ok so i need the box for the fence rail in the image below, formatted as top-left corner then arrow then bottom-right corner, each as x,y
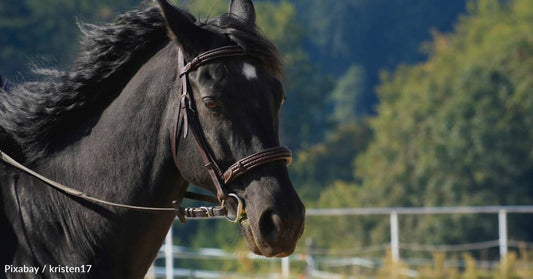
306,205 -> 533,262
306,205 -> 533,216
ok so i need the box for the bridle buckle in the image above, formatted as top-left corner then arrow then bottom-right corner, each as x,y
200,206 -> 213,217
222,193 -> 245,223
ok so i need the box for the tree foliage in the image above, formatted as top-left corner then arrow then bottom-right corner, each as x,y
353,0 -> 533,246
291,0 -> 467,116
328,65 -> 367,123
290,121 -> 372,201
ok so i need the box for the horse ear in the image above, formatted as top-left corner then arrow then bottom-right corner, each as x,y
155,0 -> 211,54
229,0 -> 256,25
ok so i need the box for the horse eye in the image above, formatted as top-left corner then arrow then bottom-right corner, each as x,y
202,98 -> 219,110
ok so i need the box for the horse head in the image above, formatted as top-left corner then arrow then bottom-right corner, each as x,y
157,0 -> 305,257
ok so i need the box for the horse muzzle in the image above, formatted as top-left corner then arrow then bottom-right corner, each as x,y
236,172 -> 305,257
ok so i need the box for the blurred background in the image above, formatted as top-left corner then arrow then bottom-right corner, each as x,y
2,0 -> 533,277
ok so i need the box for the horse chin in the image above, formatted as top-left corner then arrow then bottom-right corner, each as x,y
239,219 -> 295,258
239,220 -> 264,256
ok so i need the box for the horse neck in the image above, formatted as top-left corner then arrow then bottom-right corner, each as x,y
15,44 -> 184,277
43,44 -> 181,207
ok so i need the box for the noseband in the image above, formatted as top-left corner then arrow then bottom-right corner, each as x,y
171,45 -> 292,223
0,45 -> 292,224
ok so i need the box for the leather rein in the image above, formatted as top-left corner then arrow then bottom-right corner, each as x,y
0,45 -> 292,224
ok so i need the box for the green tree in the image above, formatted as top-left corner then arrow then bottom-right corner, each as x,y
291,0 -> 468,116
329,64 -> 367,123
291,121 -> 372,201
304,182 -> 366,250
257,1 -> 333,149
355,0 -> 533,248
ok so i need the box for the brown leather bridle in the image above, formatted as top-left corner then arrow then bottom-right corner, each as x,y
0,45 -> 292,224
171,45 -> 292,223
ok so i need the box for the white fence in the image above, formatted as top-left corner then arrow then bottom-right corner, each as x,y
151,205 -> 533,278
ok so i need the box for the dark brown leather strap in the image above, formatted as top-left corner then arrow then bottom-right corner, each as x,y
171,49 -> 186,169
180,45 -> 247,75
223,147 -> 292,184
185,108 -> 226,201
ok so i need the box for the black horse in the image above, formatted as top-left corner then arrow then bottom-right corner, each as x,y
0,0 -> 305,278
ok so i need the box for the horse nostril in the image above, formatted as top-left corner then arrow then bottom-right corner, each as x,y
259,210 -> 282,241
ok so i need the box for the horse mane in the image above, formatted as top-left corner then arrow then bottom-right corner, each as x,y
0,4 -> 168,163
0,3 -> 283,164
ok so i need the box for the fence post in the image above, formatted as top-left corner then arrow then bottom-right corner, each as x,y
498,210 -> 508,259
390,211 -> 400,262
305,238 -> 315,279
281,256 -> 290,278
165,225 -> 174,279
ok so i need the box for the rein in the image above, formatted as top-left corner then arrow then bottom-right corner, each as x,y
0,150 -> 175,213
0,44 -> 292,224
